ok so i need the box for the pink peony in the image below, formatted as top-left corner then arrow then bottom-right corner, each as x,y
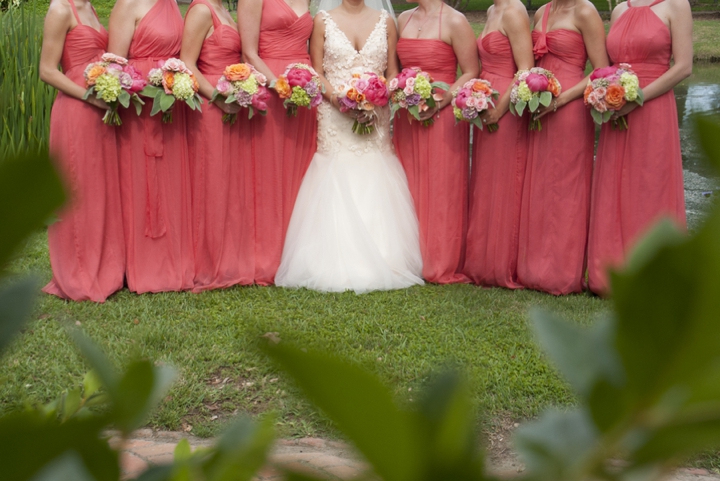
525,73 -> 549,92
590,66 -> 619,81
454,89 -> 471,109
252,86 -> 270,112
364,77 -> 389,106
395,69 -> 413,89
286,67 -> 313,87
124,64 -> 147,93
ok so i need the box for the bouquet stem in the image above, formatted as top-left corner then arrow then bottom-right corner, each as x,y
162,111 -> 173,124
286,105 -> 298,117
530,118 -> 542,131
102,109 -> 122,126
487,122 -> 499,133
611,116 -> 628,131
222,113 -> 238,125
352,120 -> 374,135
421,118 -> 435,128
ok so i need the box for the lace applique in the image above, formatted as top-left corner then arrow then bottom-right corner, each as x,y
316,10 -> 393,156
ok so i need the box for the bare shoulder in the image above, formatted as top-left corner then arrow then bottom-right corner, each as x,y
610,1 -> 629,21
666,0 -> 691,15
575,0 -> 602,22
505,0 -> 530,26
45,0 -> 73,22
533,4 -> 547,24
185,1 -> 212,21
443,4 -> 472,28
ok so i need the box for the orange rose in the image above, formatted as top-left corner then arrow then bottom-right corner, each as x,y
548,78 -> 561,97
355,93 -> 366,103
85,64 -> 106,86
605,84 -> 626,109
346,88 -> 359,101
583,83 -> 593,105
163,71 -> 175,90
224,63 -> 251,82
274,76 -> 291,98
472,81 -> 492,95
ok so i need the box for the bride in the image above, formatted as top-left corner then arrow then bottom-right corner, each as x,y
274,0 -> 424,294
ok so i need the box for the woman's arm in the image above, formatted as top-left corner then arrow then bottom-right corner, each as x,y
107,0 -> 140,57
386,15 -> 400,80
310,13 -> 335,104
238,0 -> 277,82
39,2 -> 107,109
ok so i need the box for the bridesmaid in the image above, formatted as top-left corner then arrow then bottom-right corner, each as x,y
516,0 -> 608,295
464,0 -> 534,288
238,0 -> 318,286
587,0 -> 692,295
39,0 -> 125,302
394,1 -> 479,284
108,0 -> 194,293
180,0 -> 255,291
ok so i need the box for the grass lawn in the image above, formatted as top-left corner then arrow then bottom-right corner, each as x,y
1,231 -> 609,439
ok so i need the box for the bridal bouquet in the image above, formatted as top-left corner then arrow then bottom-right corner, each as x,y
509,67 -> 561,131
336,71 -> 389,135
451,78 -> 499,132
83,53 -> 145,126
211,63 -> 270,124
140,58 -> 203,123
389,67 -> 449,127
584,63 -> 643,130
275,63 -> 324,117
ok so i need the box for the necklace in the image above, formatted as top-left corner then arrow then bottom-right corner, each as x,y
414,4 -> 442,32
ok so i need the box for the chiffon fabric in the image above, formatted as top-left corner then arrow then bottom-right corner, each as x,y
252,0 -> 317,285
464,31 -> 529,288
517,5 -> 594,295
275,11 -> 423,294
393,8 -> 470,284
43,0 -> 125,302
586,0 -> 686,295
117,0 -> 194,293
186,0 -> 254,292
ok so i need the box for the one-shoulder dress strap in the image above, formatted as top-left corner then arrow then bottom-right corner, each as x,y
189,0 -> 221,28
399,7 -> 418,35
67,0 -> 83,25
540,2 -> 551,33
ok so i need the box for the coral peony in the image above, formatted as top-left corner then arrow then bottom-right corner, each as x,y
590,65 -> 618,81
525,73 -> 549,92
224,63 -> 251,82
84,64 -> 106,86
124,65 -> 146,93
274,76 -> 291,98
286,67 -> 313,87
605,84 -> 626,109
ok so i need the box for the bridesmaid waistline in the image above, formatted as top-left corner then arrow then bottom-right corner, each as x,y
624,62 -> 669,79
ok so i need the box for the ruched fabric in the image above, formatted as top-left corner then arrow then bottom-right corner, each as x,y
464,31 -> 529,288
117,0 -> 194,293
587,0 -> 686,295
393,37 -> 470,284
43,3 -> 125,302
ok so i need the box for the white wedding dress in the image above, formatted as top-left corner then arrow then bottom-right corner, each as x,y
275,10 -> 424,294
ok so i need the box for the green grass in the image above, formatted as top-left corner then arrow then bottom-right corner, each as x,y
694,20 -> 720,61
1,231 -> 609,438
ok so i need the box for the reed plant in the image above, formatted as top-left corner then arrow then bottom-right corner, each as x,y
0,5 -> 55,158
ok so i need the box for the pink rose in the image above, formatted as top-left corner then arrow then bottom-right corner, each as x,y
162,58 -> 186,73
590,66 -> 618,81
354,77 -> 369,92
525,73 -> 549,92
286,67 -> 313,87
388,78 -> 399,91
252,86 -> 270,112
364,77 -> 389,106
124,64 -> 147,93
216,77 -> 233,96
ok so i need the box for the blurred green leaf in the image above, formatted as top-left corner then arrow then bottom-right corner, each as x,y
622,220 -> 686,276
696,116 -> 720,174
114,360 -> 176,435
29,451 -> 97,481
0,151 -> 65,269
0,276 -> 38,355
632,417 -> 720,464
61,388 -> 82,422
83,370 -> 102,399
265,344 -> 422,481
203,416 -> 275,481
68,329 -> 120,395
174,439 -> 192,462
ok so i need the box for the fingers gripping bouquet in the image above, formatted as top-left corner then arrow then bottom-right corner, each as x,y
389,67 -> 449,127
83,53 -> 146,126
451,78 -> 499,132
584,63 -> 643,130
335,71 -> 389,135
274,63 -> 324,117
211,63 -> 270,124
140,58 -> 203,123
509,68 -> 561,131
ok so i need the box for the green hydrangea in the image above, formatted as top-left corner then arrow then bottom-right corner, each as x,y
290,86 -> 311,107
518,82 -> 532,103
620,72 -> 640,101
414,76 -> 432,99
172,73 -> 195,101
453,107 -> 463,120
95,73 -> 122,103
238,77 -> 259,95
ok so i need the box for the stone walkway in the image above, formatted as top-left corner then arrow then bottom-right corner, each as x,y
115,430 -> 720,481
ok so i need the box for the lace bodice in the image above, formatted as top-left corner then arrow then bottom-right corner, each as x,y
316,10 -> 393,156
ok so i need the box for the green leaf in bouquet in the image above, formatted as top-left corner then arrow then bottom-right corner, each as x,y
225,93 -> 237,104
203,416 -> 276,481
590,108 -> 603,125
636,87 -> 645,106
408,104 -> 421,121
82,86 -> 95,100
528,95 -> 540,113
602,110 -> 613,123
539,91 -> 552,107
390,102 -> 401,118
139,85 -> 162,98
248,106 -> 255,120
118,90 -> 131,109
516,100 -> 527,116
431,81 -> 450,91
508,102 -> 516,116
186,96 -> 196,111
210,89 -> 220,103
150,96 -> 163,117
159,94 -> 176,113
471,117 -> 484,131
131,94 -> 145,116
0,276 -> 39,355
194,94 -> 203,112
426,96 -> 436,108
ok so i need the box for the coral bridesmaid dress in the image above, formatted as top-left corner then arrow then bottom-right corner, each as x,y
517,5 -> 594,295
252,0 -> 317,285
464,32 -> 529,288
43,0 -> 125,302
186,0 -> 254,292
586,0 -> 686,295
393,5 -> 469,284
117,0 -> 194,293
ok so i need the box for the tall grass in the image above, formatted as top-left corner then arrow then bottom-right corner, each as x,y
0,6 -> 55,158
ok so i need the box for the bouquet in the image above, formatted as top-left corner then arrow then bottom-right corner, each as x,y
335,71 -> 389,135
274,63 -> 324,117
83,53 -> 145,126
140,58 -> 203,123
210,63 -> 271,124
451,78 -> 499,132
389,67 -> 449,127
584,63 -> 643,130
509,68 -> 561,131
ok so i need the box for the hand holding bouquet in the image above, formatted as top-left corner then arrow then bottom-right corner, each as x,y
584,63 -> 643,130
335,71 -> 389,135
451,78 -> 499,132
509,68 -> 561,131
211,63 -> 270,124
389,67 -> 449,127
83,53 -> 146,126
274,63 -> 324,117
140,58 -> 203,123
